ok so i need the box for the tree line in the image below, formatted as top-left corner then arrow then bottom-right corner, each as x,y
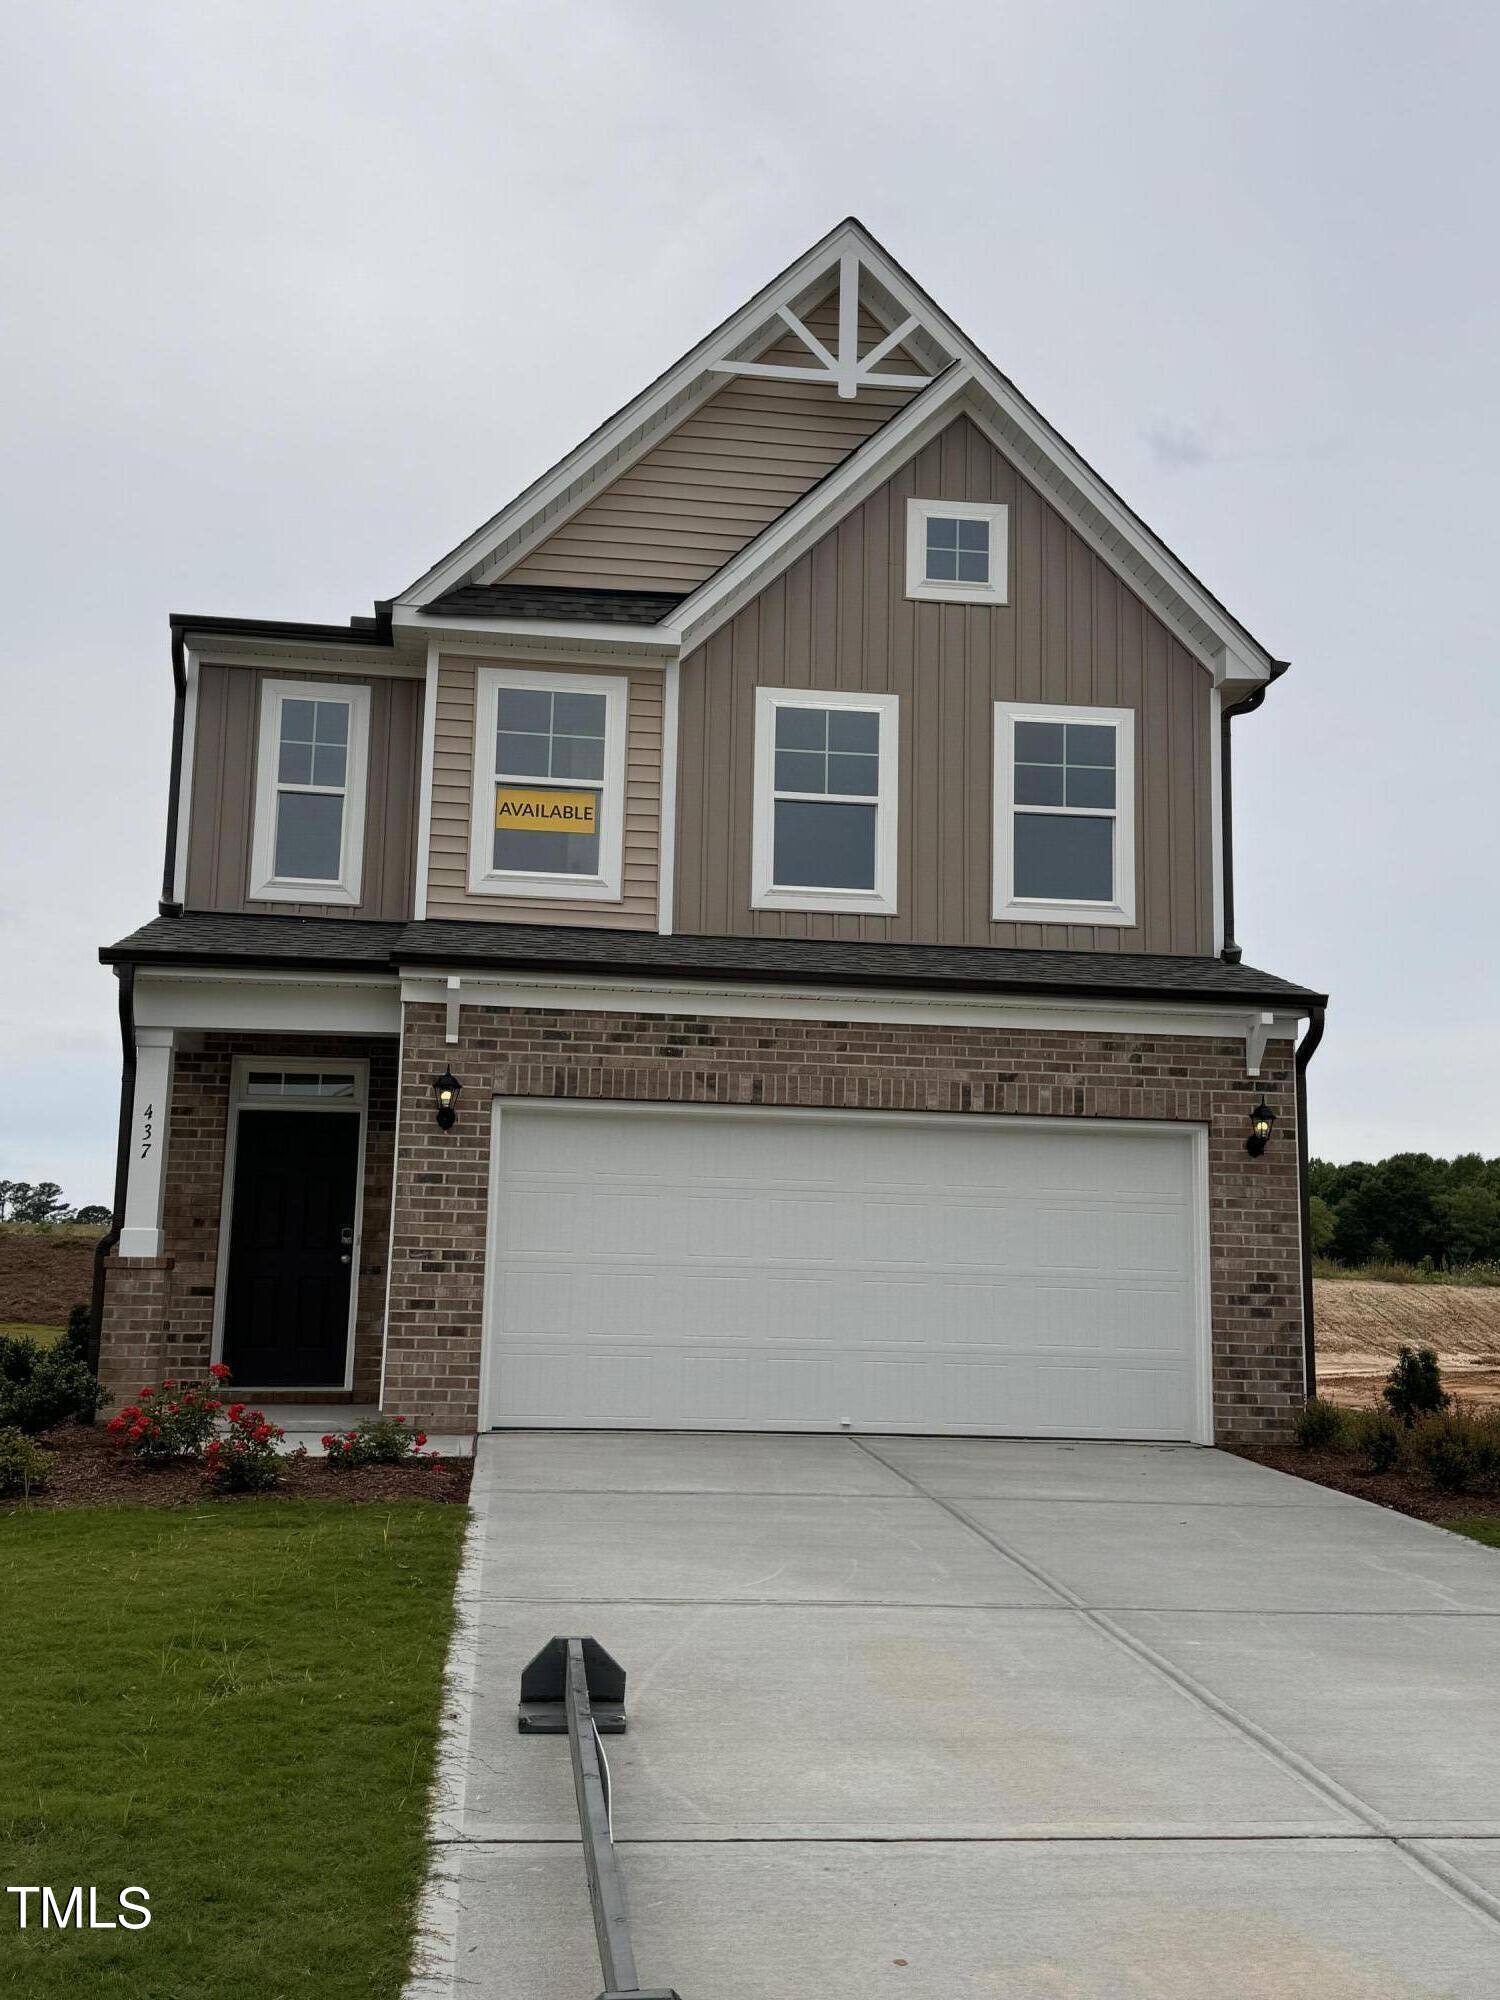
0,1181 -> 110,1226
1310,1153 -> 1500,1267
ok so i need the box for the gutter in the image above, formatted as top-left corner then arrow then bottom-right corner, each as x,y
1220,658 -> 1291,964
158,626 -> 188,915
88,964 -> 136,1373
1294,1002 -> 1327,1398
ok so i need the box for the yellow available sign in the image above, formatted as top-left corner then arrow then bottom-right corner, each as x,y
495,786 -> 598,835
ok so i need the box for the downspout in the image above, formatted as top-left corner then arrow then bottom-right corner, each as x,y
1294,1003 -> 1327,1399
1220,658 -> 1290,964
159,624 -> 188,916
88,963 -> 137,1373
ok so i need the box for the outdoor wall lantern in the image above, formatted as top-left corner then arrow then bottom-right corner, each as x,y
431,1069 -> 463,1130
1246,1100 -> 1275,1157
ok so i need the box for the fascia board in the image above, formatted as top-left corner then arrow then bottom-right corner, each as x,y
391,604 -> 679,661
396,221 -> 874,607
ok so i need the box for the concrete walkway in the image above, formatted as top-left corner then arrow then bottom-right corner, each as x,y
411,1433 -> 1500,1998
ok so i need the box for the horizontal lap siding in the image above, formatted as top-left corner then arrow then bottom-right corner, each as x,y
425,654 -> 662,928
184,664 -> 419,920
674,416 -> 1213,955
505,300 -> 921,592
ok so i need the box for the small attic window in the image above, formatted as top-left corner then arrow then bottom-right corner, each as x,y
906,499 -> 1008,605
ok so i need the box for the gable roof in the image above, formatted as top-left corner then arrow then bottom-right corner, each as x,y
396,219 -> 1280,686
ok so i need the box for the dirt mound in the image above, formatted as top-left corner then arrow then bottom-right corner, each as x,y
1316,1279 -> 1500,1408
0,1226 -> 103,1325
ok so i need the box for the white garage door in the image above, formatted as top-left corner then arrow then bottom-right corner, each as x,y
483,1102 -> 1209,1441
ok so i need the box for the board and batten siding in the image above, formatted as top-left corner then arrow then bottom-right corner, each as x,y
426,654 -> 663,928
184,663 -> 420,920
503,299 -> 922,594
673,416 -> 1214,955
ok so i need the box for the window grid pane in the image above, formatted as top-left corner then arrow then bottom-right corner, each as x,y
772,706 -> 880,799
495,688 -> 607,786
278,698 -> 350,794
926,514 -> 990,584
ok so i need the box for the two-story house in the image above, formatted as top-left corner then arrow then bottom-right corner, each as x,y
94,220 -> 1325,1443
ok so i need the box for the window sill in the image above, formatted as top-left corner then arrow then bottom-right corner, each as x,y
993,897 -> 1135,927
752,885 -> 898,917
249,877 -> 361,908
906,579 -> 1008,607
466,871 -> 624,903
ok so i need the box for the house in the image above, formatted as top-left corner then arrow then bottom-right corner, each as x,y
94,219 -> 1326,1443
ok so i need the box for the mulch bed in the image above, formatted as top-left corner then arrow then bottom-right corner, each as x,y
11,1424 -> 473,1509
1223,1436 -> 1498,1524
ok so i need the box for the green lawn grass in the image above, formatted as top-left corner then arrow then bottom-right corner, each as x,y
1448,1518 -> 1500,1549
0,1503 -> 467,1997
0,1323 -> 62,1345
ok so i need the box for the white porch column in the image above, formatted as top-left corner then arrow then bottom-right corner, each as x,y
118,1027 -> 174,1258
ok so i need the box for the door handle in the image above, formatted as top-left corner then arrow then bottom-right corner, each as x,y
340,1224 -> 355,1267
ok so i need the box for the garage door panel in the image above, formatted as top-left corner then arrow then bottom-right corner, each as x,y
486,1105 -> 1207,1440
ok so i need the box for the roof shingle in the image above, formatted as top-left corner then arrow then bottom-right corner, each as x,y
101,912 -> 1325,1009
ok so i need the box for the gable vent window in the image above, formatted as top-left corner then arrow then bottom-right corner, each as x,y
993,703 -> 1135,926
752,689 -> 898,915
249,679 -> 370,906
468,666 -> 627,901
907,499 -> 1008,604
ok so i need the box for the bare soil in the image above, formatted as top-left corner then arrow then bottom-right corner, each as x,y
1222,1436 -> 1499,1525
1315,1278 -> 1500,1409
12,1423 -> 474,1509
0,1225 -> 102,1325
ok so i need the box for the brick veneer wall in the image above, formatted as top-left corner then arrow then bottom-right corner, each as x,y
98,1033 -> 398,1406
385,1000 -> 1304,1437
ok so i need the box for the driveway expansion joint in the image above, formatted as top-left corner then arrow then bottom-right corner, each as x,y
846,1433 -> 1500,1937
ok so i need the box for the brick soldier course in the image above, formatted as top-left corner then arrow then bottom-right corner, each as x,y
381,1001 -> 1302,1436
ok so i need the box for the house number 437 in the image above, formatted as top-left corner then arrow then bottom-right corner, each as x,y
139,1102 -> 154,1161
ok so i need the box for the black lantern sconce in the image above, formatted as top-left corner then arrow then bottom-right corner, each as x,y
431,1069 -> 463,1130
1246,1100 -> 1275,1157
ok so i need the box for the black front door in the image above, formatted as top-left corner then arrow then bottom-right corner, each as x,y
221,1109 -> 360,1387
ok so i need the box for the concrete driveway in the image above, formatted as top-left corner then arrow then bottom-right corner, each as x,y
412,1433 -> 1500,1999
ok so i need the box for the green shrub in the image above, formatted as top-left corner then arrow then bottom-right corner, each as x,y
1382,1345 -> 1450,1426
1411,1410 -> 1500,1495
0,1425 -> 53,1497
322,1414 -> 438,1469
1293,1397 -> 1348,1451
204,1405 -> 286,1492
0,1334 -> 105,1435
1349,1410 -> 1403,1473
59,1301 -> 92,1364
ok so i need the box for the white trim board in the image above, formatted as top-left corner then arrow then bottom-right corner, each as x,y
400,970 -> 1304,1071
133,969 -> 400,1035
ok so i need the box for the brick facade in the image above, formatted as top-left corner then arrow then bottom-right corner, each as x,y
98,1033 -> 397,1406
382,999 -> 1304,1437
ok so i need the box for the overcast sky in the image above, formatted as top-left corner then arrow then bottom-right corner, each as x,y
2,0 -> 1497,1203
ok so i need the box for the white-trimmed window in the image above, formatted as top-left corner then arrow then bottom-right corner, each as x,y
249,679 -> 371,905
993,702 -> 1135,925
906,498 -> 1009,604
752,688 -> 899,914
468,666 -> 627,900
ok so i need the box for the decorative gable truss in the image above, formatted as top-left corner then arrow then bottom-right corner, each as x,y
711,249 -> 937,399
394,219 -> 1277,690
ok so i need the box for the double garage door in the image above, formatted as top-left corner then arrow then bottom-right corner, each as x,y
483,1102 -> 1210,1442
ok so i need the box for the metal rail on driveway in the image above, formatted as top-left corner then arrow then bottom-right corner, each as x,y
518,1636 -> 682,2000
